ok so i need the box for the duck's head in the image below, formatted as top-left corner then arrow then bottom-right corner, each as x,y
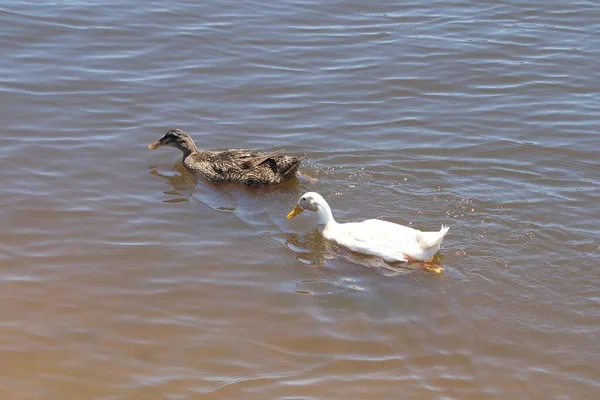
148,129 -> 197,153
287,192 -> 326,219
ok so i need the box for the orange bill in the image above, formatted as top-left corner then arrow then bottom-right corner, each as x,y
286,204 -> 304,219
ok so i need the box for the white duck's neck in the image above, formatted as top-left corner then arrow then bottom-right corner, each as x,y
315,200 -> 336,227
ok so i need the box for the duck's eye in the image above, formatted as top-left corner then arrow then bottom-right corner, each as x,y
301,197 -> 306,201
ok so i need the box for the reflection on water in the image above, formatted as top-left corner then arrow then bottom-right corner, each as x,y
149,163 -> 197,203
286,230 -> 444,276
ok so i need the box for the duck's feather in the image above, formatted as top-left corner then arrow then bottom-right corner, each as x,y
239,149 -> 285,169
322,219 -> 448,262
184,149 -> 305,186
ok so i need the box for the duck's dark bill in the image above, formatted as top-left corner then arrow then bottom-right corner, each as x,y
148,141 -> 162,150
287,204 -> 304,219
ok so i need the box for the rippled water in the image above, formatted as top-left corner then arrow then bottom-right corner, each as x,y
1,0 -> 599,398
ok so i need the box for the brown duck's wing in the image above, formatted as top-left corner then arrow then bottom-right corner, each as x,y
238,149 -> 286,169
207,149 -> 280,169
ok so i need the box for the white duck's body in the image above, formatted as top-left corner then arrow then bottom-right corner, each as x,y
287,192 -> 449,263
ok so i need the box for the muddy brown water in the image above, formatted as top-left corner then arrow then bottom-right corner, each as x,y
1,1 -> 599,398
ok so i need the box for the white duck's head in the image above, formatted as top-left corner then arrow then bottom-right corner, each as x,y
287,192 -> 335,224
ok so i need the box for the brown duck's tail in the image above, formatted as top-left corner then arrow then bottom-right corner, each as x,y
281,153 -> 306,177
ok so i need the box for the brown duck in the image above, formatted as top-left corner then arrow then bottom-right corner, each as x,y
148,129 -> 306,186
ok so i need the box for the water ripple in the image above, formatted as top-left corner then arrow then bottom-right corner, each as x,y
1,0 -> 599,398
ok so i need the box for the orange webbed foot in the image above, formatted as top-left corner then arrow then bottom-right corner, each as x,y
423,262 -> 444,274
405,255 -> 444,274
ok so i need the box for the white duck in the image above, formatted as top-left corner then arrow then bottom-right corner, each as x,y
287,192 -> 449,263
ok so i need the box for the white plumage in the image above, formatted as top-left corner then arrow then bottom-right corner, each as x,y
287,192 -> 449,263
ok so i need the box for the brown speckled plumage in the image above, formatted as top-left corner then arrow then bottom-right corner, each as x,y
148,129 -> 306,186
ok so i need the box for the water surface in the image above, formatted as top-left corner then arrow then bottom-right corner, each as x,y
1,0 -> 599,398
